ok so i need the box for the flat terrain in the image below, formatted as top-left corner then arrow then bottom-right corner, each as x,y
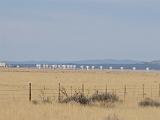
0,68 -> 160,120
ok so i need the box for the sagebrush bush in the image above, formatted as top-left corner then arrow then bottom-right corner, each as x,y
139,98 -> 160,107
61,94 -> 90,105
61,93 -> 119,105
90,93 -> 119,103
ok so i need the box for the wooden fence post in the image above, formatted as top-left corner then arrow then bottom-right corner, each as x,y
70,86 -> 72,97
29,83 -> 32,102
143,84 -> 145,98
96,90 -> 99,95
124,85 -> 127,101
159,83 -> 160,97
58,83 -> 61,102
151,86 -> 152,98
106,84 -> 108,94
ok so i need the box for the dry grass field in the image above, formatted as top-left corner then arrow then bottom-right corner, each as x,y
0,68 -> 160,120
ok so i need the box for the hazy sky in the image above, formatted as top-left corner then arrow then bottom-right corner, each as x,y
0,0 -> 160,61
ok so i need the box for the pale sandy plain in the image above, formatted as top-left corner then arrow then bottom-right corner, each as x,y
0,68 -> 160,120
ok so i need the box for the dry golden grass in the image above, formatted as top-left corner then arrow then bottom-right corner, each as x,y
0,68 -> 160,120
1,101 -> 160,120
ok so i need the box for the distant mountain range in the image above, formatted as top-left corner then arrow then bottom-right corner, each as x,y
4,59 -> 160,65
146,60 -> 160,64
6,59 -> 146,65
70,59 -> 144,64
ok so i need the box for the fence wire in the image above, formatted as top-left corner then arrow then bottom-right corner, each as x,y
0,83 -> 160,102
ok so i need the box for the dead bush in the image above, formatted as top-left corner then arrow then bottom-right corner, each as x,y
139,98 -> 160,107
61,92 -> 119,106
61,93 -> 90,105
90,93 -> 119,103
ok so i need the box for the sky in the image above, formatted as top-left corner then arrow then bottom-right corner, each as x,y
0,0 -> 160,61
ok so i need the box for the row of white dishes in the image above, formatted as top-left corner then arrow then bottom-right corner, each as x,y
35,64 -> 150,71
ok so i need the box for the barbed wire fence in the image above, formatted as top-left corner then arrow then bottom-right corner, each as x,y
0,82 -> 160,103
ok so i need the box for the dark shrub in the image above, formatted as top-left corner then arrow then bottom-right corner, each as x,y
62,94 -> 90,105
139,98 -> 160,107
90,93 -> 119,103
61,93 -> 119,105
